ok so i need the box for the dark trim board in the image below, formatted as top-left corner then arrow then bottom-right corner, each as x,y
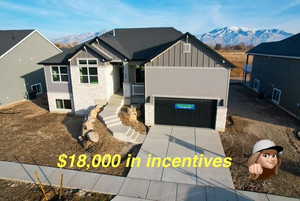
154,97 -> 217,128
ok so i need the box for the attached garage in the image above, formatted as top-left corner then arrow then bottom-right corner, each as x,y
143,32 -> 234,132
154,97 -> 217,128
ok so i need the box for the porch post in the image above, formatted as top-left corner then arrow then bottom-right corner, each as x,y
123,62 -> 131,105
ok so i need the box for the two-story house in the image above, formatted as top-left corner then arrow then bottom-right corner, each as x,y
246,33 -> 300,119
39,27 -> 235,131
0,30 -> 62,105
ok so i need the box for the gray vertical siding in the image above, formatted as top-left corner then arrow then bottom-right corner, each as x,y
145,38 -> 223,67
0,31 -> 61,105
251,55 -> 300,118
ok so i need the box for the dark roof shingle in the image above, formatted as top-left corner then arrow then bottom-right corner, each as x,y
0,29 -> 34,57
39,27 -> 234,68
99,27 -> 183,60
247,33 -> 300,58
39,41 -> 111,65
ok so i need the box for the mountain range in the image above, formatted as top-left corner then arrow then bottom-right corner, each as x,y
52,30 -> 106,45
52,26 -> 293,47
198,26 -> 293,47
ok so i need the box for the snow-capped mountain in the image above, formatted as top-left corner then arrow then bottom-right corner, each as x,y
52,26 -> 293,47
198,26 -> 293,46
52,31 -> 105,45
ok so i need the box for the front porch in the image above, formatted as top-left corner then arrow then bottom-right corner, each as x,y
121,62 -> 145,105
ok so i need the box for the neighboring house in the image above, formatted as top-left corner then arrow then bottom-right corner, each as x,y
246,33 -> 300,119
39,27 -> 234,131
0,30 -> 62,105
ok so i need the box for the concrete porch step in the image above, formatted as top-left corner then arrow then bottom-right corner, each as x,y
136,134 -> 146,143
107,121 -> 122,128
104,118 -> 122,125
101,114 -> 118,121
101,110 -> 119,117
110,125 -> 131,134
125,129 -> 135,138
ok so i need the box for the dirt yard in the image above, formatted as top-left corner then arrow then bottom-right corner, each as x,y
0,179 -> 114,201
0,100 -> 138,176
218,50 -> 250,78
221,84 -> 300,198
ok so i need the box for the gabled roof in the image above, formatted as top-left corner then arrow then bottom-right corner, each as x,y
40,27 -> 183,65
247,33 -> 300,59
143,32 -> 235,68
39,27 -> 234,68
0,29 -> 34,57
99,27 -> 183,60
39,41 -> 111,65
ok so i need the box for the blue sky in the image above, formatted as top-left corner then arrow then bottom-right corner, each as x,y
0,0 -> 300,39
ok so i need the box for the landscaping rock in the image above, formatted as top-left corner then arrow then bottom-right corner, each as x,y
74,189 -> 86,197
127,106 -> 138,122
84,121 -> 94,131
86,131 -> 99,143
89,108 -> 98,119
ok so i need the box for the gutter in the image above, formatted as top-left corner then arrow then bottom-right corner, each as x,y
246,52 -> 300,60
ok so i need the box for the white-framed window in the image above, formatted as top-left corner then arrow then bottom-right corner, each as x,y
31,83 -> 42,95
55,99 -> 72,109
78,59 -> 99,84
183,43 -> 191,53
51,66 -> 68,82
253,78 -> 260,92
272,88 -> 281,104
78,59 -> 98,65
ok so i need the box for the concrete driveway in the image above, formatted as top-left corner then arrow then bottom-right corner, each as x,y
128,126 -> 234,189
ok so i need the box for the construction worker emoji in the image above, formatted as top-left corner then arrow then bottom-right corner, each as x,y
248,139 -> 283,180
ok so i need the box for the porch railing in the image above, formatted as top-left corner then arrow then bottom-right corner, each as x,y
131,83 -> 145,96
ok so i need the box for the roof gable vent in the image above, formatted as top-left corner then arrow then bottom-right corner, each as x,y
183,43 -> 191,53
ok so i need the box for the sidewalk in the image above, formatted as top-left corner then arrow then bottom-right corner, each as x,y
0,161 -> 299,201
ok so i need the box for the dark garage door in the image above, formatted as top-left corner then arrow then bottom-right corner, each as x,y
155,97 -> 217,128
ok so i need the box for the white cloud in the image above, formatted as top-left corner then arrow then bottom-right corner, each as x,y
44,0 -> 232,34
0,1 -> 65,17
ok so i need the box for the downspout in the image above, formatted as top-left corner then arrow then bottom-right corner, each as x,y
244,54 -> 249,83
67,58 -> 75,113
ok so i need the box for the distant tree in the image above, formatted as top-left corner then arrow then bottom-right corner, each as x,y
70,42 -> 78,47
54,43 -> 65,48
214,43 -> 222,50
54,42 -> 78,49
